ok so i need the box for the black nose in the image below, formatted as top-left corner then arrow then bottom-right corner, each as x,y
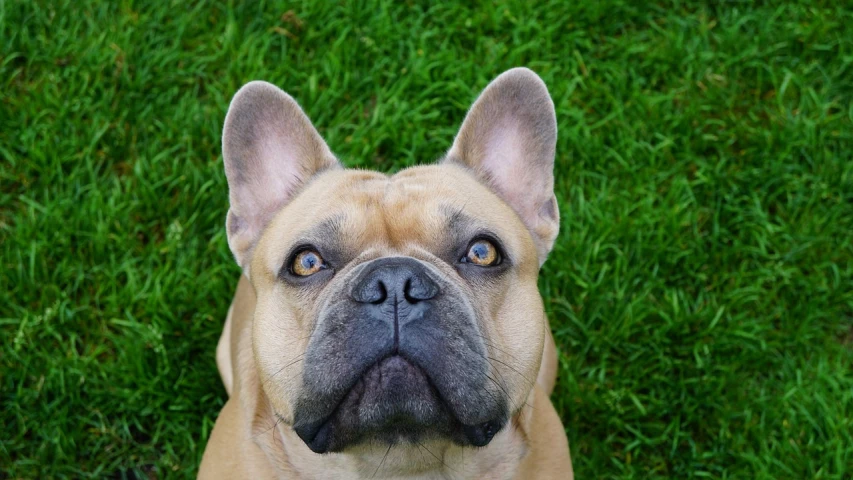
351,258 -> 439,305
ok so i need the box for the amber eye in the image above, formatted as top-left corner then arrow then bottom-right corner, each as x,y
463,239 -> 500,266
291,249 -> 326,276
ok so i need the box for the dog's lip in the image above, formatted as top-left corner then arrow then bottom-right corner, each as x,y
293,353 -> 433,452
294,418 -> 334,454
293,354 -> 506,453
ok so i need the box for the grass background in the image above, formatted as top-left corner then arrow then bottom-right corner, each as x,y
2,0 -> 852,478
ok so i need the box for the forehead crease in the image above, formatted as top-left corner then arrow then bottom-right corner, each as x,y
442,204 -> 478,233
302,214 -> 346,241
440,203 -> 509,246
372,182 -> 437,245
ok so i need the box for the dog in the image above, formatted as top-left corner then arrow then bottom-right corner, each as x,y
198,68 -> 573,479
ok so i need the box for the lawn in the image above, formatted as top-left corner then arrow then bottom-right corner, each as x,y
2,0 -> 852,478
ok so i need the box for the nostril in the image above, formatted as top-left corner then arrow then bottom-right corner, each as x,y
352,260 -> 439,304
404,275 -> 439,303
371,281 -> 388,305
352,278 -> 388,304
403,278 -> 416,303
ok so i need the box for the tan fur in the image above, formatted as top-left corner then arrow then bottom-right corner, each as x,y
200,167 -> 572,479
201,69 -> 572,478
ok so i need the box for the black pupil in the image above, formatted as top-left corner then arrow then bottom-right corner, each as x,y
301,252 -> 319,270
471,243 -> 489,260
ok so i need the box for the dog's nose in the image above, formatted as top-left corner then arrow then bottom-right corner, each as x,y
351,258 -> 439,305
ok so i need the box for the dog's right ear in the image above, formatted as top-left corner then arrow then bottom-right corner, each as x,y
222,81 -> 340,271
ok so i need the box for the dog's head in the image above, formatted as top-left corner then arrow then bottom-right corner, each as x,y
222,68 -> 559,454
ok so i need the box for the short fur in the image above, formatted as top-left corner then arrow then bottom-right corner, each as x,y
199,68 -> 573,479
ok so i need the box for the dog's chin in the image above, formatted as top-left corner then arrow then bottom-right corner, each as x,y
293,356 -> 505,454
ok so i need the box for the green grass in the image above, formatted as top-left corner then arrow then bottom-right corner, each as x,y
2,0 -> 852,478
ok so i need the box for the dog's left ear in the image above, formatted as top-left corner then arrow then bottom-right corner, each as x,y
445,68 -> 559,266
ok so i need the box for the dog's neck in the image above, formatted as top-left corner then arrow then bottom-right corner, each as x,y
247,388 -> 535,480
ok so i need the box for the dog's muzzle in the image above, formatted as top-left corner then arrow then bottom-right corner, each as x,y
291,257 -> 507,453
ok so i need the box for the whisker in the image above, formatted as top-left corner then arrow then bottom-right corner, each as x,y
487,355 -> 535,387
485,372 -> 510,400
413,441 -> 429,468
472,333 -> 524,363
484,358 -> 536,413
417,441 -> 459,478
252,411 -> 285,440
371,444 -> 393,478
261,353 -> 306,387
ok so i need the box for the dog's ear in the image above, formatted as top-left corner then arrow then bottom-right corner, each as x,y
445,68 -> 559,266
223,81 -> 340,271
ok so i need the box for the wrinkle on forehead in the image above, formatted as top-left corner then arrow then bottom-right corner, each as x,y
264,165 -> 536,270
332,167 -> 510,245
280,169 -> 456,254
377,175 -> 444,248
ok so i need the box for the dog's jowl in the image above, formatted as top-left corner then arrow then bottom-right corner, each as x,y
198,68 -> 574,479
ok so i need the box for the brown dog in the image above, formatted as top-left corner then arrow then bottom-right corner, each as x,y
198,68 -> 573,479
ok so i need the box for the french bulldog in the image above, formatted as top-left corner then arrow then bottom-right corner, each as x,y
198,68 -> 573,479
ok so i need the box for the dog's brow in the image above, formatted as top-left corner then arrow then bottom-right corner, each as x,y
442,205 -> 476,235
307,215 -> 346,241
439,205 -> 482,255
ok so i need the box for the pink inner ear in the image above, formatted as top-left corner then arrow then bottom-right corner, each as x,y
226,146 -> 302,272
232,122 -> 309,222
444,68 -> 558,264
222,80 -> 342,269
481,123 -> 547,226
257,129 -> 305,202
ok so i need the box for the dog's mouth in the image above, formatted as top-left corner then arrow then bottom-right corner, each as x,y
293,355 -> 504,453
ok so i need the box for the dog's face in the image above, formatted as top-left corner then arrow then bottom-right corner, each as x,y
222,69 -> 559,454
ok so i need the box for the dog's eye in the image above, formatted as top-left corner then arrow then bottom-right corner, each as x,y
291,249 -> 326,276
462,240 -> 500,266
